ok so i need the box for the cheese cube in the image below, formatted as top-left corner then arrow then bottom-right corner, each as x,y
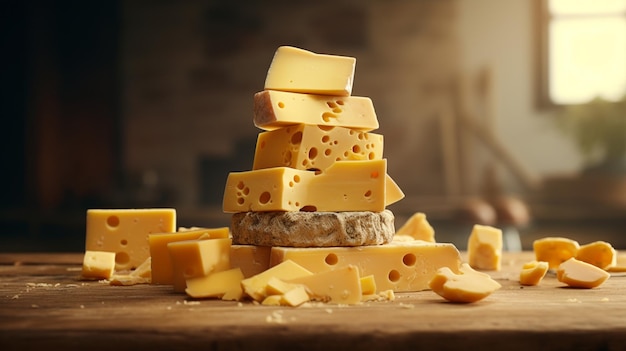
359,275 -> 377,295
264,46 -> 356,96
85,209 -> 176,271
241,260 -> 313,301
533,237 -> 580,270
253,91 -> 379,132
82,250 -> 116,280
280,285 -> 311,307
253,124 -> 383,172
429,263 -> 501,303
557,257 -> 610,288
288,265 -> 362,305
167,238 -> 232,292
395,212 -> 435,242
185,268 -> 244,300
575,241 -> 617,270
519,261 -> 549,286
467,224 -> 503,271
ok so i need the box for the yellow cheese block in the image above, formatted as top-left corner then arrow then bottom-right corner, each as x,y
556,257 -> 610,288
269,241 -> 462,292
429,263 -> 501,303
241,259 -> 313,301
533,237 -> 580,270
575,241 -> 617,270
519,261 -> 549,286
253,124 -> 384,172
280,285 -> 311,307
230,245 -> 272,278
185,268 -> 244,300
81,250 -> 116,280
85,209 -> 176,271
148,227 -> 230,285
264,46 -> 356,96
253,90 -> 379,132
288,265 -> 362,305
167,238 -> 232,292
395,212 -> 435,242
223,159 -> 404,212
467,224 -> 503,271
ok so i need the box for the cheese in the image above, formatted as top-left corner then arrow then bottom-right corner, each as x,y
395,212 -> 435,242
167,238 -> 232,292
269,241 -> 462,292
223,159 -> 404,213
288,265 -> 362,305
148,227 -> 229,285
519,261 -> 549,286
261,295 -> 283,306
533,237 -> 580,270
359,275 -> 377,295
230,210 -> 395,247
467,224 -> 503,271
253,91 -> 379,132
185,268 -> 244,300
429,263 -> 501,303
253,124 -> 383,172
81,250 -> 116,280
556,257 -> 610,289
264,46 -> 356,96
230,245 -> 272,278
130,257 -> 152,279
85,209 -> 176,271
575,241 -> 617,270
241,259 -> 313,301
280,285 -> 311,307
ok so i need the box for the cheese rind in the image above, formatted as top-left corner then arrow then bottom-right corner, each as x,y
288,265 -> 363,305
270,241 -> 462,292
264,46 -> 356,96
395,212 -> 435,242
167,238 -> 232,292
429,263 -> 501,303
85,209 -> 176,271
575,241 -> 617,270
82,250 -> 116,280
533,237 -> 580,270
467,224 -> 503,271
556,257 -> 610,288
253,91 -> 378,132
253,124 -> 383,172
519,261 -> 549,286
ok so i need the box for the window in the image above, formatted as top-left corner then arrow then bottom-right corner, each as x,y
537,0 -> 626,105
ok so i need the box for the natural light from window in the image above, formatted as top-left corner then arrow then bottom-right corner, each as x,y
549,0 -> 626,104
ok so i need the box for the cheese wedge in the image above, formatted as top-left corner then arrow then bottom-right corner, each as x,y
429,263 -> 501,303
167,238 -> 232,292
395,212 -> 435,242
575,241 -> 617,270
533,237 -> 580,270
185,268 -> 244,300
519,261 -> 549,286
556,257 -> 610,288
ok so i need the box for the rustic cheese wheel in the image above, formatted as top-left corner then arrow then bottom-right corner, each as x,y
231,210 -> 395,247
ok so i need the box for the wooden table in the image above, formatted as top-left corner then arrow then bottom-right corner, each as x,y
1,252 -> 625,351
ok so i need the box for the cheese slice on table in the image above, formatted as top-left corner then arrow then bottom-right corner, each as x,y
167,238 -> 232,292
85,209 -> 176,271
253,124 -> 384,172
149,227 -> 230,285
264,46 -> 356,96
270,241 -> 462,292
557,257 -> 610,288
288,265 -> 362,305
253,90 -> 379,132
467,224 -> 503,271
223,159 -> 404,212
533,237 -> 580,270
81,250 -> 116,280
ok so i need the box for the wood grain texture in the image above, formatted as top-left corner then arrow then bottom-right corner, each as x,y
1,252 -> 625,351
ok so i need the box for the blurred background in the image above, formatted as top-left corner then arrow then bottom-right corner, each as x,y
2,0 -> 625,252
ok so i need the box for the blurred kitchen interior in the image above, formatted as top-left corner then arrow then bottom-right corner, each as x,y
2,0 -> 625,252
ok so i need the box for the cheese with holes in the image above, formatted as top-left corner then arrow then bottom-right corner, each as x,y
253,90 -> 378,132
223,159 -> 404,212
253,124 -> 383,172
230,245 -> 272,278
241,260 -> 313,301
467,224 -> 503,271
288,265 -> 362,305
185,268 -> 244,300
557,257 -> 610,288
429,263 -> 501,303
82,250 -> 116,280
533,237 -> 580,270
264,46 -> 356,96
575,241 -> 617,270
270,241 -> 461,292
85,209 -> 176,271
395,212 -> 435,242
519,261 -> 549,286
167,238 -> 232,292
149,227 -> 230,285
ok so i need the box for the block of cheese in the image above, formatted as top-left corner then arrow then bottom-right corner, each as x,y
519,261 -> 549,286
556,257 -> 610,288
395,212 -> 435,242
81,250 -> 116,280
85,209 -> 176,271
288,265 -> 362,305
149,227 -> 230,285
467,224 -> 503,271
533,237 -> 580,270
241,259 -> 313,301
253,124 -> 384,172
429,263 -> 501,303
223,159 -> 404,212
575,241 -> 617,270
264,46 -> 356,96
270,241 -> 462,292
253,90 -> 379,132
230,245 -> 272,278
167,238 -> 232,292
185,268 -> 244,300
230,210 -> 395,247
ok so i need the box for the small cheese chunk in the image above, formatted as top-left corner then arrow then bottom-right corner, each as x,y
167,238 -> 232,292
359,275 -> 377,295
265,277 -> 301,296
533,237 -> 580,270
429,263 -> 501,303
519,261 -> 549,286
185,268 -> 244,300
467,224 -> 503,271
288,265 -> 362,305
280,285 -> 311,307
264,46 -> 356,96
253,91 -> 379,132
241,260 -> 313,301
82,250 -> 116,280
261,295 -> 283,306
253,124 -> 383,172
395,212 -> 435,242
85,209 -> 176,271
575,241 -> 617,270
130,257 -> 152,279
230,245 -> 272,278
557,258 -> 610,289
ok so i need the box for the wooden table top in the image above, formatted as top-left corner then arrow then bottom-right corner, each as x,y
1,251 -> 625,351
